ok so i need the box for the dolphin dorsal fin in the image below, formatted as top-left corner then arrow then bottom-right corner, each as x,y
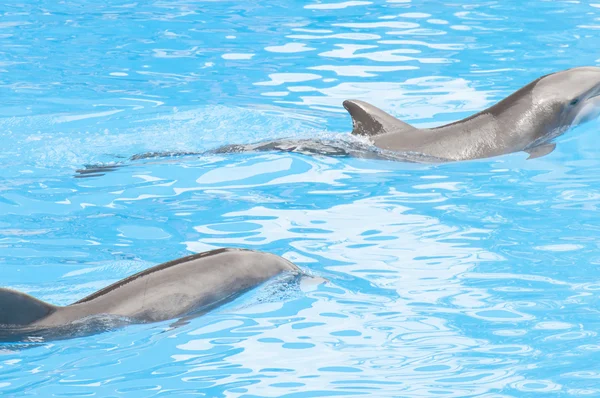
0,288 -> 56,326
343,100 -> 416,137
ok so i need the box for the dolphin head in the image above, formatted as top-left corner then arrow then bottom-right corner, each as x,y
537,66 -> 600,129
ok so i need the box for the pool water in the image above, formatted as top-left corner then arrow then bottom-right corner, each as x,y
2,0 -> 600,396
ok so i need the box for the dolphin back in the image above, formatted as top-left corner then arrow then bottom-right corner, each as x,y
343,99 -> 417,137
0,288 -> 56,326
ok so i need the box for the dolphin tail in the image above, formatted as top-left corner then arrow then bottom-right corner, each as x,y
0,288 -> 57,326
343,99 -> 417,137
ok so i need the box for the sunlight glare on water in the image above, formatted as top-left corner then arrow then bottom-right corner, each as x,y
2,0 -> 600,396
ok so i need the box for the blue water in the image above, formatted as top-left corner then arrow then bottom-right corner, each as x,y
2,0 -> 600,396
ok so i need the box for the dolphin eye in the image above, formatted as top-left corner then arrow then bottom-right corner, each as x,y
570,98 -> 579,106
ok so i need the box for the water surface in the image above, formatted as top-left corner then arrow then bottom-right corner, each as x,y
2,0 -> 600,396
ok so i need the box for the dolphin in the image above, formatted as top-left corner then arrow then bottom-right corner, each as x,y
73,66 -> 600,178
343,66 -> 600,160
0,248 -> 301,341
211,66 -> 600,161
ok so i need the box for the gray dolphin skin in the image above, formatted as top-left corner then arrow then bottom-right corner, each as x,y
0,248 -> 301,341
344,66 -> 600,161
